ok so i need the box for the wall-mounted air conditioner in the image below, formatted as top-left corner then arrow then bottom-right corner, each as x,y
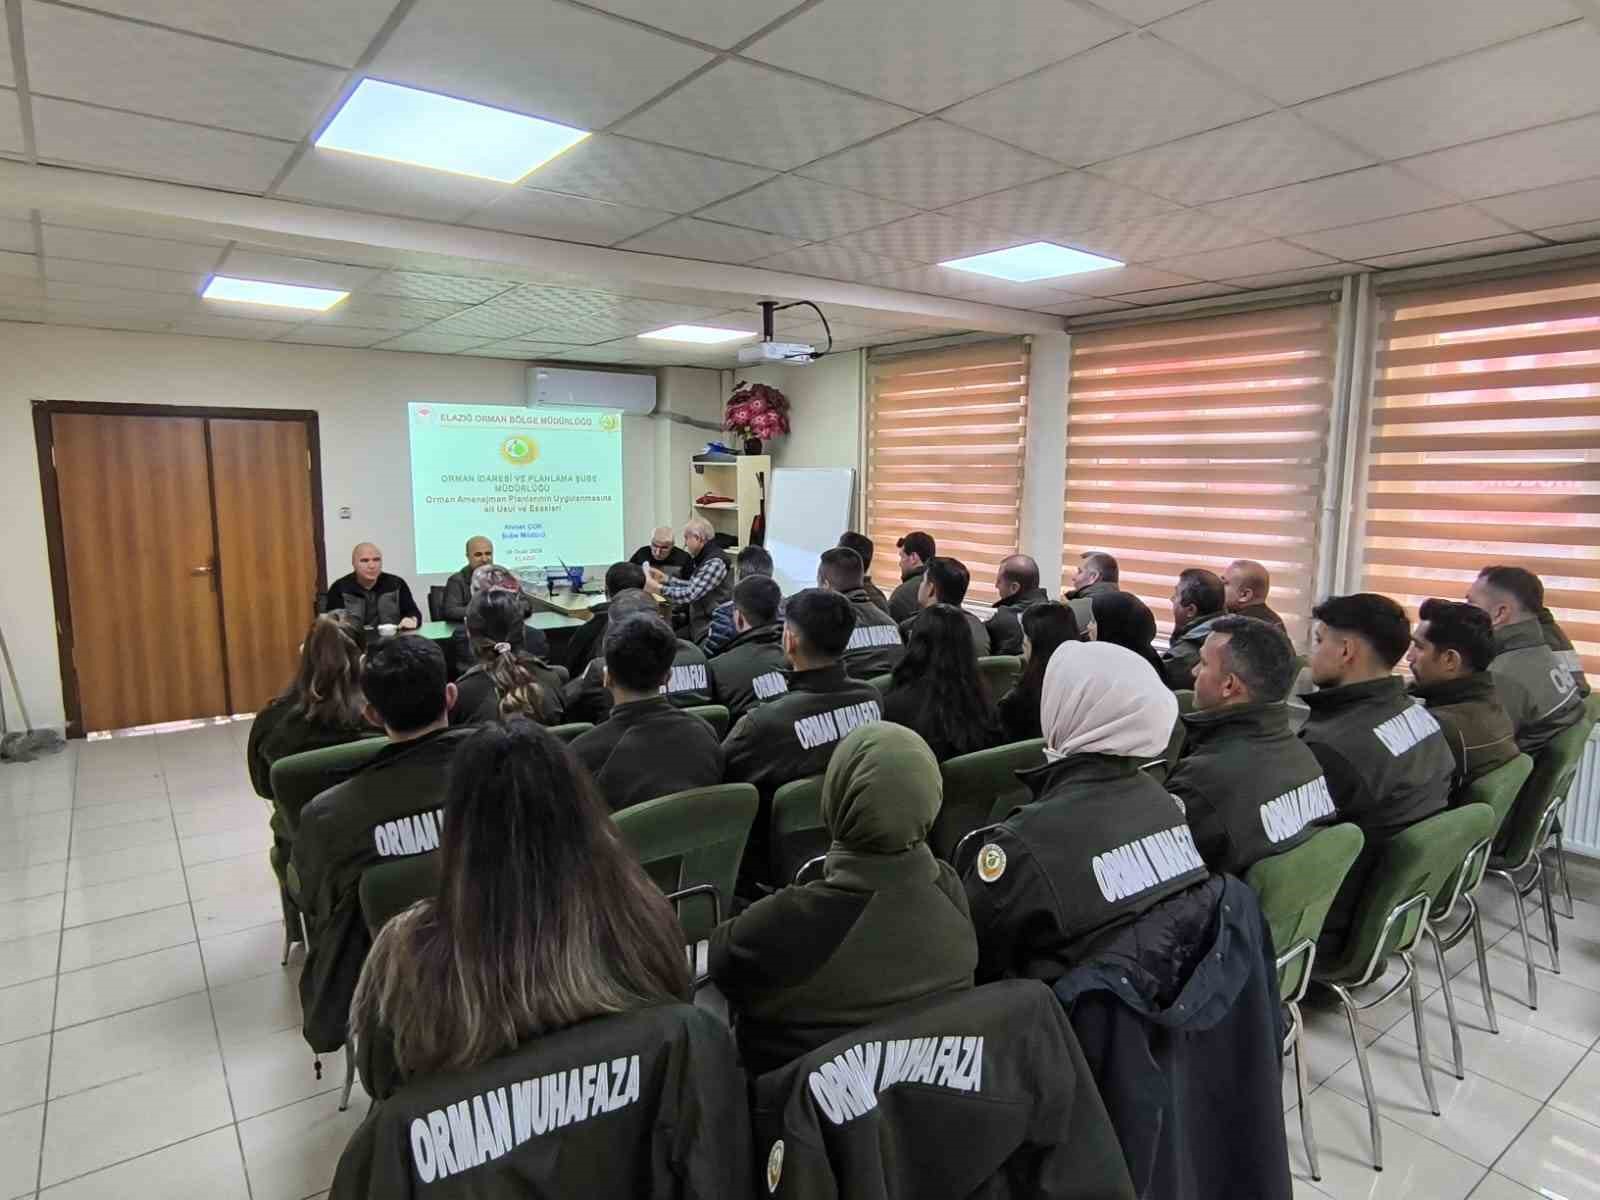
527,366 -> 656,414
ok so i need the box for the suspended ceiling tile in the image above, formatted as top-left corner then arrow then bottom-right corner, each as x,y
367,271 -> 519,304
1477,177 -> 1600,232
1114,281 -> 1244,305
40,210 -> 231,245
1090,0 -> 1198,24
216,250 -> 379,292
41,225 -> 223,273
1293,206 -> 1519,261
617,217 -> 805,264
0,218 -> 34,254
274,325 -> 395,348
41,310 -> 177,333
698,176 -> 916,242
67,0 -> 399,67
1226,264 -> 1353,290
43,257 -> 206,295
0,89 -> 21,152
1039,296 -> 1138,317
1092,112 -> 1373,206
1359,232 -> 1542,270
745,0 -> 1121,112
459,339 -> 589,358
1296,24 -> 1600,161
1066,209 -> 1262,263
173,314 -> 296,339
227,234 -> 397,271
799,119 -> 1063,209
752,243 -> 919,282
939,170 -> 1178,238
425,308 -> 548,340
1198,165 -> 1456,237
23,2 -> 344,141
868,265 -> 1076,309
1153,0 -> 1577,106
943,34 -> 1269,167
1539,219 -> 1600,244
521,136 -> 773,214
372,331 -> 495,354
580,0 -> 802,48
617,59 -> 914,172
1061,264 -> 1197,296
1399,114 -> 1600,200
371,0 -> 711,131
1144,240 -> 1337,282
829,212 -> 1019,264
465,189 -> 673,245
42,281 -> 198,312
31,98 -> 291,192
0,250 -> 38,278
277,149 -> 512,223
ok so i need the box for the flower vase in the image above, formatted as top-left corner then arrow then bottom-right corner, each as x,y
743,437 -> 763,455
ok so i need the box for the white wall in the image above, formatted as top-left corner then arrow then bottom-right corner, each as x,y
734,349 -> 864,519
654,367 -> 726,531
0,322 -> 716,729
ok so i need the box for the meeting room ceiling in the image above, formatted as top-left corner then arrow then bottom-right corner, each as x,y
2,0 -> 1600,366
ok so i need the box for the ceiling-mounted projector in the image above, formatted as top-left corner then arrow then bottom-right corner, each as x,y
736,300 -> 829,366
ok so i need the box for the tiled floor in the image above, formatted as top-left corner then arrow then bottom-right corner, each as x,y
4,722 -> 1600,1198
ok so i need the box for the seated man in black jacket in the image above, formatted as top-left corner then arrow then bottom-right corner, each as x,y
839,531 -> 891,613
291,635 -> 473,1053
1168,615 -> 1333,876
323,542 -> 421,631
571,613 -> 724,812
1407,598 -> 1519,795
439,535 -> 495,622
1301,593 -> 1453,954
709,575 -> 789,723
909,556 -> 991,658
1161,567 -> 1226,691
563,590 -> 712,723
986,554 -> 1050,656
818,546 -> 903,679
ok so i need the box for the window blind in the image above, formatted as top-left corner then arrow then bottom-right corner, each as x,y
1063,304 -> 1338,644
1361,265 -> 1600,675
865,341 -> 1029,606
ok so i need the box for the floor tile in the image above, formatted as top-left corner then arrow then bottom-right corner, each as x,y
180,825 -> 272,867
173,805 -> 263,840
0,1104 -> 43,1200
0,977 -> 57,1046
67,817 -> 175,859
192,887 -> 282,941
1453,947 -> 1600,1047
0,861 -> 67,903
0,791 -> 73,817
37,1127 -> 249,1200
199,921 -> 291,990
57,903 -> 195,973
1385,989 -> 1588,1103
6,811 -> 72,842
70,797 -> 170,832
61,870 -> 188,929
238,1090 -> 366,1200
1287,1087 -> 1485,1198
0,892 -> 64,942
64,841 -> 184,890
1549,1049 -> 1600,1128
1297,1001 -> 1384,1087
54,943 -> 207,1028
0,1035 -> 50,1115
1493,1106 -> 1600,1199
185,853 -> 276,903
224,1026 -> 339,1120
0,835 -> 70,870
1464,1173 -> 1544,1199
210,969 -> 303,1049
0,932 -> 60,989
48,993 -> 217,1099
40,1051 -> 233,1187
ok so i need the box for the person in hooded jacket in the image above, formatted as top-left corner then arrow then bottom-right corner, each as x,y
985,554 -> 1051,656
996,602 -> 1081,742
708,575 -> 789,723
964,641 -> 1209,984
1160,568 -> 1227,691
818,546 -> 904,678
1089,591 -> 1165,680
709,722 -> 978,1075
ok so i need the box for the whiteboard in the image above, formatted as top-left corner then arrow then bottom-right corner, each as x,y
764,467 -> 856,597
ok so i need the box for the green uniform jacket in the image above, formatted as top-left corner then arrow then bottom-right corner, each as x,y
861,577 -> 892,614
1160,611 -> 1226,691
888,566 -> 926,623
246,695 -> 376,800
707,622 -> 789,724
1167,701 -> 1333,876
560,639 -> 712,724
721,665 -> 883,804
1540,607 -> 1590,698
1299,677 -> 1452,952
841,588 -> 905,679
1230,601 -> 1286,631
1410,673 -> 1520,796
568,697 -> 724,813
1490,618 -> 1586,755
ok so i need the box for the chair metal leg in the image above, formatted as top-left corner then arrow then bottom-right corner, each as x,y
280,921 -> 292,967
339,1039 -> 356,1112
1404,951 -> 1441,1117
1290,1002 -> 1320,1181
1331,983 -> 1383,1171
1553,828 -> 1575,920
1427,926 -> 1465,1079
1536,863 -> 1561,975
1468,895 -> 1499,1035
1496,868 -> 1540,1010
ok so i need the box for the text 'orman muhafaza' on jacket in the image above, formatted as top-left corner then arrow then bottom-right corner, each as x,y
1490,617 -> 1586,755
707,621 -> 789,724
839,588 -> 905,679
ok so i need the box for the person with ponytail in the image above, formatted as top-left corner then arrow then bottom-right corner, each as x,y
452,588 -> 566,725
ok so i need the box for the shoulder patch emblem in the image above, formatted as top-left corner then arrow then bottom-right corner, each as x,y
977,843 -> 1007,883
767,1139 -> 784,1193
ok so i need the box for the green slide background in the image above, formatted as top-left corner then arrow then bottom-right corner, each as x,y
408,402 -> 624,575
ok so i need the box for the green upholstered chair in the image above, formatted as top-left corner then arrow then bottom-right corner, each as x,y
1489,716 -> 1594,1009
1311,805 -> 1496,1170
931,738 -> 1045,862
769,775 -> 827,888
548,722 -> 593,743
976,655 -> 1023,700
1246,823 -> 1366,1184
358,853 -> 441,936
683,704 -> 730,740
1432,755 -> 1533,1043
865,673 -> 894,694
612,783 -> 758,944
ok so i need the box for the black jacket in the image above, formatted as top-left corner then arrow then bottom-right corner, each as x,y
1490,618 -> 1586,754
246,694 -> 377,799
888,566 -> 926,623
881,677 -> 1004,762
293,726 -> 472,1052
629,543 -> 693,578
985,587 -> 1050,657
439,564 -> 474,623
997,684 -> 1041,742
1160,611 -> 1225,691
324,572 -> 421,629
840,588 -> 905,679
708,622 -> 789,724
964,755 -> 1209,984
1229,601 -> 1286,631
752,980 -> 1135,1200
1299,676 -> 1453,951
332,1004 -> 750,1200
898,607 -> 993,660
570,697 -> 724,812
1167,701 -> 1333,876
1411,673 -> 1520,794
449,658 -> 566,726
1054,876 -> 1290,1200
861,576 -> 892,614
722,664 -> 884,805
562,640 -> 713,724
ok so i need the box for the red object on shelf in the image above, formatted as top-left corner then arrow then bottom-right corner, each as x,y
695,492 -> 736,505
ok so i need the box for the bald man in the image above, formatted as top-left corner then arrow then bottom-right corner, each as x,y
1223,559 -> 1285,631
629,525 -> 693,580
986,553 -> 1050,656
323,543 -> 421,631
440,535 -> 496,622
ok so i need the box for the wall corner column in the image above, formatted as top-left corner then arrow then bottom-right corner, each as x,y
1019,332 -> 1070,584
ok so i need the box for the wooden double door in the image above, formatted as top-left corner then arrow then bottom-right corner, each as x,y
37,404 -> 324,735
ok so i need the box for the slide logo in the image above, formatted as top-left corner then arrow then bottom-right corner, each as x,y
500,435 -> 539,465
598,413 -> 620,433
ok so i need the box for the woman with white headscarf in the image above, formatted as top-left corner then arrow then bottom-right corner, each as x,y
963,641 -> 1209,983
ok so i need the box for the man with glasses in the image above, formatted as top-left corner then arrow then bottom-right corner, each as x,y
630,525 -> 693,580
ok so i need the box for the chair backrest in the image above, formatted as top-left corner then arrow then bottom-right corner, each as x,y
612,783 -> 758,943
770,775 -> 827,886
269,737 -> 388,832
1496,717 -> 1593,866
683,704 -> 730,739
1434,756 -> 1533,920
358,853 -> 441,935
931,738 -> 1045,861
1319,804 -> 1496,986
427,585 -> 446,622
865,672 -> 894,693
977,655 -> 1022,699
547,721 -> 593,743
1245,823 -> 1365,1002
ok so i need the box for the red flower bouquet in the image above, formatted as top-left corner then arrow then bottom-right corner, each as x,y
724,381 -> 791,446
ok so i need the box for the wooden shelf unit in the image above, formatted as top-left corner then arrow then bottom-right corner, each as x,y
690,453 -> 770,548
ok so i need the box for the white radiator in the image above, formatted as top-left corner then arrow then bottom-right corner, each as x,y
1568,724 -> 1600,858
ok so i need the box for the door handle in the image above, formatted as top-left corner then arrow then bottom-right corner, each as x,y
190,565 -> 214,576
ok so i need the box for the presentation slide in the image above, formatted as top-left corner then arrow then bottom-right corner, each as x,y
409,402 -> 624,575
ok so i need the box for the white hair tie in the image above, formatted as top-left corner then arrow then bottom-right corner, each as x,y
494,641 -> 513,656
